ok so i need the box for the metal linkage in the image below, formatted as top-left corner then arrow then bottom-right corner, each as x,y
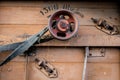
0,34 -> 53,53
0,27 -> 48,66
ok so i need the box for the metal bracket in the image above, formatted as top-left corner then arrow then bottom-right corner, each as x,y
91,18 -> 119,35
88,48 -> 105,57
35,58 -> 58,78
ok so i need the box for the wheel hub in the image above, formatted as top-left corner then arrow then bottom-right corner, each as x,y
48,9 -> 79,40
57,19 -> 69,32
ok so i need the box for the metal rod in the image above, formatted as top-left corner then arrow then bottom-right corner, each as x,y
82,46 -> 89,80
0,42 -> 23,52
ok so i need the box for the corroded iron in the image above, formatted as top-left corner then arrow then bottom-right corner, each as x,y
48,9 -> 79,40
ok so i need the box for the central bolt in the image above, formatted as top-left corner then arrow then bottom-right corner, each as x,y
57,19 -> 69,32
60,22 -> 67,28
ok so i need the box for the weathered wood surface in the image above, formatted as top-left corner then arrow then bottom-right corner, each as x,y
0,2 -> 119,46
0,62 -> 26,80
0,7 -> 119,25
1,62 -> 119,80
0,48 -> 119,80
0,2 -> 120,80
0,47 -> 119,62
0,25 -> 120,46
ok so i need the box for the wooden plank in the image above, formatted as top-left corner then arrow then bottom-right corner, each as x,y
87,63 -> 120,80
0,25 -> 120,46
28,63 -> 120,80
0,62 -> 26,80
0,48 -> 119,62
29,48 -> 120,63
0,1 -> 119,80
0,7 -> 119,25
1,60 -> 119,80
0,47 -> 119,80
0,1 -> 118,9
28,62 -> 83,80
38,35 -> 120,46
88,48 -> 120,63
0,47 -> 84,62
29,47 -> 84,62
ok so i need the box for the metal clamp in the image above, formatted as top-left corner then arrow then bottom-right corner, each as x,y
91,18 -> 119,35
35,58 -> 58,78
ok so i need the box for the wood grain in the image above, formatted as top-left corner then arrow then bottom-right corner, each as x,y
0,7 -> 119,25
0,47 -> 119,80
28,62 -> 83,80
87,63 -> 120,80
0,47 -> 119,63
0,25 -> 120,46
0,62 -> 26,80
0,1 -> 120,80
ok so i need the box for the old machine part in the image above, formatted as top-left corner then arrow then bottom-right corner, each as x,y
88,48 -> 106,57
0,9 -> 79,66
35,58 -> 58,78
0,35 -> 54,52
49,9 -> 79,40
0,27 -> 48,66
91,18 -> 119,35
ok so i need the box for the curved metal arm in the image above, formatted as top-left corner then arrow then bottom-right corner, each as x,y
0,27 -> 48,66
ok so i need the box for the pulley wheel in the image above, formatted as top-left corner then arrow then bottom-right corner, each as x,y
48,9 -> 79,40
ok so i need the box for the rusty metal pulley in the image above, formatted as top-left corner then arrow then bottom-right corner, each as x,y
48,9 -> 79,40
